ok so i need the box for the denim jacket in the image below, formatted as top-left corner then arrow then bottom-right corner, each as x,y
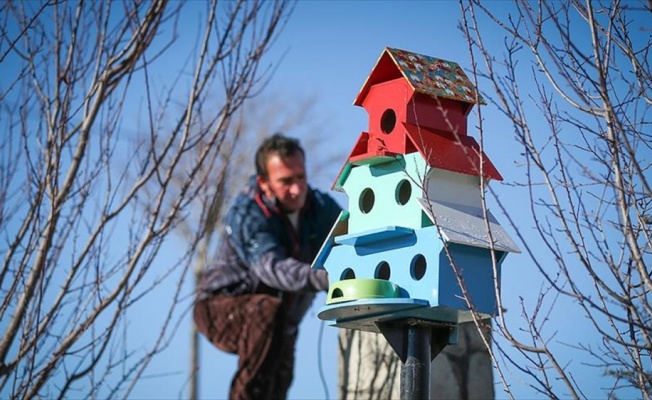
197,177 -> 341,325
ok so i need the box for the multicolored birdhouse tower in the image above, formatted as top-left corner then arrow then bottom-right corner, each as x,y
312,48 -> 520,337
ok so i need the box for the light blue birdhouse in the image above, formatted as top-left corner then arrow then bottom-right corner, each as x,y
313,48 -> 520,334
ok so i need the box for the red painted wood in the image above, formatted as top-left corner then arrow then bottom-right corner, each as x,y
407,94 -> 468,135
403,123 -> 503,181
343,47 -> 501,182
353,50 -> 402,107
360,79 -> 471,154
362,78 -> 413,154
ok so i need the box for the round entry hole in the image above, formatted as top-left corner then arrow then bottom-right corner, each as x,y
396,179 -> 412,205
375,261 -> 391,280
411,254 -> 427,281
381,109 -> 396,134
341,268 -> 356,280
359,188 -> 375,214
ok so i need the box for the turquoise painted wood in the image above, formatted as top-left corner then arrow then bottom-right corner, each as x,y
321,223 -> 502,320
322,226 -> 443,302
310,210 -> 349,270
318,298 -> 431,333
334,226 -> 414,247
318,298 -> 462,338
438,243 -> 502,315
342,153 -> 430,234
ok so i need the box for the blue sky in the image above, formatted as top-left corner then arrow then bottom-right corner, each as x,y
28,1 -> 640,399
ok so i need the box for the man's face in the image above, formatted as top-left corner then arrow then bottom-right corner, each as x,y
257,151 -> 308,213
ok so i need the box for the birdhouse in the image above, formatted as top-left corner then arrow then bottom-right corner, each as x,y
313,48 -> 520,334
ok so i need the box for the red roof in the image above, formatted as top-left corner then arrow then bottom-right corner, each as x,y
332,125 -> 502,190
403,123 -> 502,181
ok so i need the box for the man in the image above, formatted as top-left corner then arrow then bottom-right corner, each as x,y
194,133 -> 341,400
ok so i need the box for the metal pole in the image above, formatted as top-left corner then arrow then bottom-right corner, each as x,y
400,324 -> 431,400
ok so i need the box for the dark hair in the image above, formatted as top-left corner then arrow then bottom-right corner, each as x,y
255,133 -> 305,179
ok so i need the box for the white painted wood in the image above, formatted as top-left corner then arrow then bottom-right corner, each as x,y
418,197 -> 521,253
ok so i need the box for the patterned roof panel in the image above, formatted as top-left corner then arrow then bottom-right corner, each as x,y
387,48 -> 485,104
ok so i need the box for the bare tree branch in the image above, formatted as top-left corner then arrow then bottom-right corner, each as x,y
0,1 -> 292,398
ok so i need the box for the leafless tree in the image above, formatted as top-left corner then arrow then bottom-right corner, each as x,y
456,0 -> 652,398
0,0 -> 292,398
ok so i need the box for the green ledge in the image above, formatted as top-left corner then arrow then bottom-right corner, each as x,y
327,278 -> 401,305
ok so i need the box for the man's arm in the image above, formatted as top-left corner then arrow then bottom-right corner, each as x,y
226,203 -> 327,293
